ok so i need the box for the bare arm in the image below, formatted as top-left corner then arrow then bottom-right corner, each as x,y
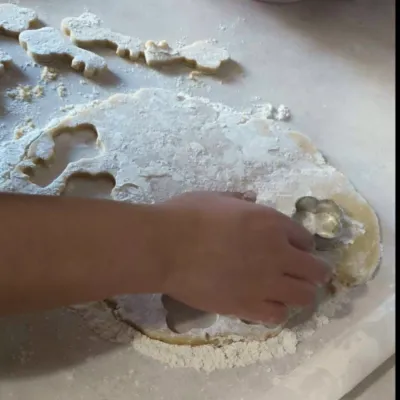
0,193 -> 166,315
0,191 -> 330,324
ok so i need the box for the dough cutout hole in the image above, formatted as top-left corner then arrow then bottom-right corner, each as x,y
24,124 -> 100,187
161,295 -> 217,334
61,172 -> 115,199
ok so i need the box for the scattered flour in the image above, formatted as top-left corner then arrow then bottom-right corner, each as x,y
73,287 -> 351,372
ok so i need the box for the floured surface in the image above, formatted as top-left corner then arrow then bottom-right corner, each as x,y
0,3 -> 38,37
1,88 -> 381,347
19,27 -> 107,78
0,0 -> 394,399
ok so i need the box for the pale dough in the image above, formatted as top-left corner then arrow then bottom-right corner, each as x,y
0,49 -> 11,76
61,12 -> 143,61
144,40 -> 230,72
61,12 -> 230,73
19,27 -> 107,78
0,3 -> 38,37
0,89 -> 381,345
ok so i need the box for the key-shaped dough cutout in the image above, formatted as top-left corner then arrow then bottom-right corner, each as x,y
0,49 -> 12,76
144,40 -> 230,73
19,27 -> 107,78
0,3 -> 38,37
62,13 -> 230,73
62,12 -> 143,61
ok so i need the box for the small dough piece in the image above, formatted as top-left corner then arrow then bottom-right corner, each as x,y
143,40 -> 180,66
19,27 -> 107,78
0,49 -> 12,76
144,40 -> 230,73
3,88 -> 381,345
179,40 -> 230,72
0,3 -> 38,37
62,12 -> 143,61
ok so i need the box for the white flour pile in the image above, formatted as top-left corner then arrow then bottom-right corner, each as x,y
74,288 -> 351,372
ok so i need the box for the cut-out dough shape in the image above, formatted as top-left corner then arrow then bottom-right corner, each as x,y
61,12 -> 230,73
0,3 -> 38,37
1,89 -> 381,345
0,49 -> 12,76
144,40 -> 230,72
19,27 -> 107,78
61,12 -> 143,61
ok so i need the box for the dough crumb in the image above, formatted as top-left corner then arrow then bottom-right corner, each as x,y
57,83 -> 68,98
0,50 -> 12,76
275,104 -> 291,121
188,70 -> 204,80
14,118 -> 35,139
7,84 -> 43,101
40,66 -> 59,82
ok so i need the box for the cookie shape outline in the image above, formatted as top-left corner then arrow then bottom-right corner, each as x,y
0,3 -> 38,37
61,12 -> 229,73
0,49 -> 12,76
61,12 -> 143,61
19,27 -> 107,78
144,40 -> 230,73
293,196 -> 345,250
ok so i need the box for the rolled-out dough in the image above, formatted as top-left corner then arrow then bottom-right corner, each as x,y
19,27 -> 108,78
0,88 -> 381,345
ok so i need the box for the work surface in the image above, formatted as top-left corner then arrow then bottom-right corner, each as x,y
0,0 -> 395,399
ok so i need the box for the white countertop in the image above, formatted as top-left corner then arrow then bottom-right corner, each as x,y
343,355 -> 395,400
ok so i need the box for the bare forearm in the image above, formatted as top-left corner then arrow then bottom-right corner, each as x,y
0,193 -> 166,315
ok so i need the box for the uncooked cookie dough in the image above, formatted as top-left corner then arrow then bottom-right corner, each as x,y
62,12 -> 143,61
62,12 -> 230,73
0,3 -> 38,37
144,40 -> 230,72
19,27 -> 107,78
0,89 -> 381,346
0,49 -> 11,76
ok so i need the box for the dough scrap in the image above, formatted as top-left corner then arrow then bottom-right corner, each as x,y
144,40 -> 230,72
0,3 -> 38,37
61,13 -> 229,73
61,12 -> 143,61
19,27 -> 107,78
0,88 -> 381,345
0,49 -> 12,76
